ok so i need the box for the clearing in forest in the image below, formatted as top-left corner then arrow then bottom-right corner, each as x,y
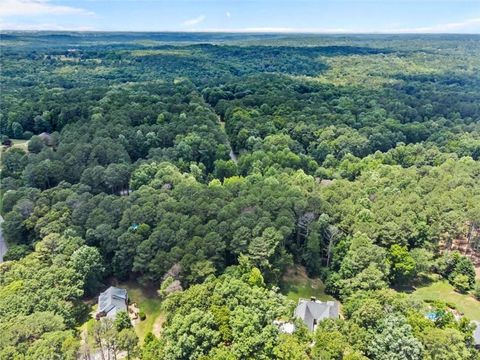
411,280 -> 480,320
0,139 -> 28,158
280,265 -> 334,303
119,282 -> 165,342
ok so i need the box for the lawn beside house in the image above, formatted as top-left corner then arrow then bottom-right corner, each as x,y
280,265 -> 334,303
411,280 -> 480,320
119,282 -> 164,342
77,303 -> 98,353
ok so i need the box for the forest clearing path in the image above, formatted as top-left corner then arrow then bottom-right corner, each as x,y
215,113 -> 238,163
0,215 -> 7,262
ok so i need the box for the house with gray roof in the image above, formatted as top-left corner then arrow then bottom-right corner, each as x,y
96,286 -> 128,320
38,132 -> 52,146
472,321 -> 480,348
294,298 -> 339,331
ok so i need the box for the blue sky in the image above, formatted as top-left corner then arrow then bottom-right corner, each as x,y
1,0 -> 479,33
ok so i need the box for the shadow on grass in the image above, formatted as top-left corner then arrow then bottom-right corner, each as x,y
280,265 -> 334,303
394,273 -> 439,293
75,300 -> 94,326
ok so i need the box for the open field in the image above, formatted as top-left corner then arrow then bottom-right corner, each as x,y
77,303 -> 97,352
119,281 -> 164,342
411,280 -> 480,320
280,265 -> 334,303
0,139 -> 28,158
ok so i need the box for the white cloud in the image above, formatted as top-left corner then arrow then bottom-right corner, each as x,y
197,27 -> 350,33
390,17 -> 480,33
0,0 -> 94,17
197,17 -> 480,34
226,11 -> 231,18
0,21 -> 96,31
181,15 -> 206,27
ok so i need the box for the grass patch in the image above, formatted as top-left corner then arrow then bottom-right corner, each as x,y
118,281 -> 164,343
1,139 -> 28,157
411,280 -> 480,320
10,139 -> 28,148
77,303 -> 97,350
152,312 -> 166,338
280,265 -> 334,303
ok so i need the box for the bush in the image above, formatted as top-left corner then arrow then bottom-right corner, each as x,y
474,281 -> 480,300
451,257 -> 476,288
439,252 -> 476,290
139,311 -> 146,321
115,311 -> 132,331
4,245 -> 31,261
451,274 -> 470,293
445,301 -> 457,310
1,136 -> 11,146
27,135 -> 44,153
144,332 -> 156,344
158,276 -> 174,299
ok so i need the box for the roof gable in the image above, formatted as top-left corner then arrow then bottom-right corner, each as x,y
294,299 -> 339,331
98,286 -> 128,318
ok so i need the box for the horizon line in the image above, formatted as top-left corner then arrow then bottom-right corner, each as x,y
1,29 -> 480,35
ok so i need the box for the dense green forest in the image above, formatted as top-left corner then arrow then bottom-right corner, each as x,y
1,32 -> 480,359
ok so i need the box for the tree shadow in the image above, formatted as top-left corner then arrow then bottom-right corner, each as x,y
394,273 -> 438,293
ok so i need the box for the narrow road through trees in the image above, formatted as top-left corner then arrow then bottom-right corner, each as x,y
216,114 -> 238,164
0,215 -> 7,262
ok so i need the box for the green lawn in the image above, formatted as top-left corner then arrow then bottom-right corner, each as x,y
280,265 -> 334,303
0,139 -> 28,157
411,280 -> 480,320
119,282 -> 164,342
77,303 -> 97,350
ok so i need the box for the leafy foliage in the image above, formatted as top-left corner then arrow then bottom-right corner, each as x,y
1,32 -> 480,358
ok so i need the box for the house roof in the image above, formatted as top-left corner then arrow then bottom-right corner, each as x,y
38,132 -> 52,145
38,132 -> 51,140
294,299 -> 339,331
98,286 -> 128,319
473,321 -> 480,346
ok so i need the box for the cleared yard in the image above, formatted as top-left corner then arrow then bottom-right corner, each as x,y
0,139 -> 28,158
280,265 -> 334,303
119,282 -> 164,342
77,303 -> 98,352
411,280 -> 480,320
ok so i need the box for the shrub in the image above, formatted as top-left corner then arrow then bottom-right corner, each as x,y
139,311 -> 146,321
4,245 -> 31,261
451,274 -> 470,294
115,311 -> 132,331
27,135 -> 44,153
1,136 -> 11,146
474,281 -> 480,300
445,301 -> 457,310
451,257 -> 476,289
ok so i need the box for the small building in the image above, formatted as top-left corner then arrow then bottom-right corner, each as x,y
294,298 -> 339,331
96,286 -> 128,320
472,321 -> 480,348
38,132 -> 52,146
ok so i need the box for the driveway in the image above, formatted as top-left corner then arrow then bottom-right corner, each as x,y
0,215 -> 7,262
